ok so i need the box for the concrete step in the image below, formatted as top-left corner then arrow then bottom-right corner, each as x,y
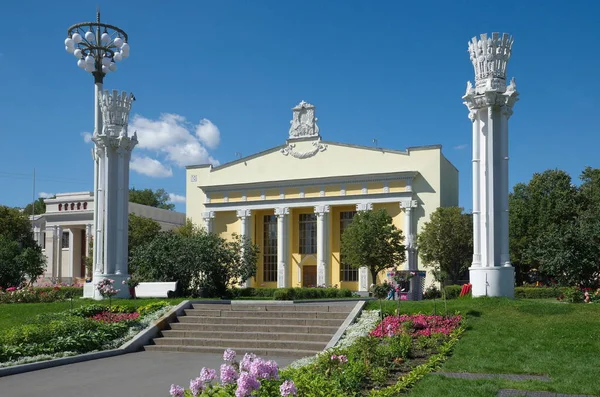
161,329 -> 333,343
176,316 -> 344,327
191,304 -> 354,313
168,322 -> 339,334
183,309 -> 349,320
153,337 -> 326,351
144,344 -> 319,359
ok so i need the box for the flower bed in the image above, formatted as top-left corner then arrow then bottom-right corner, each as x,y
0,300 -> 171,367
168,310 -> 465,396
0,286 -> 83,304
169,349 -> 297,397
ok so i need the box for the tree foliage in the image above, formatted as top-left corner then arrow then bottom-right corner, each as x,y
0,206 -> 46,288
509,167 -> 600,287
129,188 -> 174,211
129,229 -> 259,297
23,197 -> 51,216
128,213 -> 161,255
417,207 -> 473,284
340,209 -> 405,284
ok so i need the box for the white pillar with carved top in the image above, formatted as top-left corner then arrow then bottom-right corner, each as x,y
356,202 -> 373,293
85,224 -> 93,279
314,205 -> 330,287
463,32 -> 518,298
400,199 -> 420,300
202,211 -> 215,233
56,226 -> 63,281
274,207 -> 289,288
45,226 -> 56,279
237,209 -> 252,287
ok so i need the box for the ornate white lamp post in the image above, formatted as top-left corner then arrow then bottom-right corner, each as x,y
463,33 -> 519,297
65,11 -> 136,299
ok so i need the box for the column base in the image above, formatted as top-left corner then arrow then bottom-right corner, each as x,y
469,265 -> 515,298
84,274 -> 131,300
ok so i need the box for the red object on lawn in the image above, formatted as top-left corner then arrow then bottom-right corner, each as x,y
459,283 -> 472,297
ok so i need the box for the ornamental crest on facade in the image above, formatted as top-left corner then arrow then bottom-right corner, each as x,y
288,101 -> 320,139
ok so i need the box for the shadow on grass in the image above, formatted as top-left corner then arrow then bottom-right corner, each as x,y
516,303 -> 573,316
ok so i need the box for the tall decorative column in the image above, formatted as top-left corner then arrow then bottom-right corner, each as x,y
90,90 -> 137,299
85,224 -> 93,279
275,207 -> 289,288
314,205 -> 330,287
463,33 -> 519,298
237,209 -> 252,287
202,211 -> 215,233
46,226 -> 56,279
355,202 -> 372,293
56,226 -> 63,281
400,200 -> 420,299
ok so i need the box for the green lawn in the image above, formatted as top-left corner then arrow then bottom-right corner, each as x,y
366,298 -> 600,396
0,298 -> 185,330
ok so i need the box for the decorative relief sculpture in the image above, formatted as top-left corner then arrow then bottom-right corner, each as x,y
280,139 -> 328,159
467,33 -> 514,93
288,101 -> 319,139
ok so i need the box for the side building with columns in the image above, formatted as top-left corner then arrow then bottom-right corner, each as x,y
186,101 -> 459,293
31,191 -> 186,285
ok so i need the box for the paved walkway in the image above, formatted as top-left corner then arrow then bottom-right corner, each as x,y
437,371 -> 552,382
0,351 -> 297,397
498,389 -> 599,397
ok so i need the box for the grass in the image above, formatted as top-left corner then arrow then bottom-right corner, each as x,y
0,297 -> 185,330
366,298 -> 600,396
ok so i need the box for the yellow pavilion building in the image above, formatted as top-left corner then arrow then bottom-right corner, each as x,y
186,101 -> 458,293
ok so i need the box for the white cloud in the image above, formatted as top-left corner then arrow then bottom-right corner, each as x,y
195,119 -> 220,149
453,144 -> 468,150
38,192 -> 54,199
168,193 -> 186,203
130,156 -> 173,178
81,132 -> 93,143
130,113 -> 220,168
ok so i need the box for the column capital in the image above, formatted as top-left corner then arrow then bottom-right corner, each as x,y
400,200 -> 418,210
274,207 -> 289,217
202,211 -> 215,220
356,202 -> 373,212
236,209 -> 251,219
314,205 -> 330,215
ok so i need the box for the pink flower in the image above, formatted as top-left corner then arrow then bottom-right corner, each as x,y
169,384 -> 184,397
280,380 -> 297,396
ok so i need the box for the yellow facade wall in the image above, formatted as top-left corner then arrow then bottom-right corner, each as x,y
247,190 -> 261,201
330,205 -> 359,291
366,182 -> 383,194
345,183 -> 362,195
265,189 -> 280,200
285,188 -> 300,199
304,186 -> 320,198
388,180 -> 406,193
213,211 -> 240,242
228,192 -> 243,203
325,185 -> 340,197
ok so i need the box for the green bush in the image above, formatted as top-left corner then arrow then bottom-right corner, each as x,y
423,285 -> 442,300
0,286 -> 83,304
443,285 -> 463,299
231,287 -> 279,298
273,288 -> 296,301
274,287 -> 353,300
515,286 -> 565,299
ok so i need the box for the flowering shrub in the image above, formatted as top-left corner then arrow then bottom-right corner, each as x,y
370,314 -> 462,338
0,286 -> 83,304
90,311 -> 140,323
96,278 -> 119,299
169,349 -> 296,397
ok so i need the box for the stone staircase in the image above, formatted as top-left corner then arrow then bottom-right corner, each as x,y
144,302 -> 356,358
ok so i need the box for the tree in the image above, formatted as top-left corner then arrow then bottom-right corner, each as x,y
129,229 -> 259,297
23,197 -> 51,216
340,209 -> 406,284
0,206 -> 46,288
417,207 -> 473,284
129,188 -> 174,211
128,213 -> 161,256
509,170 -> 578,283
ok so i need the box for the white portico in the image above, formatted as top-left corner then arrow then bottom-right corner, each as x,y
187,101 -> 459,292
463,33 -> 519,297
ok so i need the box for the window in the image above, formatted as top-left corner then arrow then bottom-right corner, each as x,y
340,211 -> 358,282
263,215 -> 277,282
61,231 -> 70,249
41,232 -> 46,249
299,213 -> 317,254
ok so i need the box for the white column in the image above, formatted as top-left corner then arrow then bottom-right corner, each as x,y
471,109 -> 482,267
202,211 -> 215,233
46,226 -> 56,279
85,224 -> 93,279
68,229 -> 75,281
94,146 -> 105,275
356,202 -> 372,293
237,209 -> 252,288
314,205 -> 330,287
33,226 -> 41,246
275,207 -> 289,288
400,200 -> 418,270
500,106 -> 511,267
56,226 -> 63,281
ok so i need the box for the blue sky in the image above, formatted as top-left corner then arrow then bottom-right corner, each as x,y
0,0 -> 598,214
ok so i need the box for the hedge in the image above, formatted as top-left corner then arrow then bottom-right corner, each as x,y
273,287 -> 353,300
514,286 -> 565,299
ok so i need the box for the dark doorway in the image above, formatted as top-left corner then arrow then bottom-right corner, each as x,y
302,265 -> 317,288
